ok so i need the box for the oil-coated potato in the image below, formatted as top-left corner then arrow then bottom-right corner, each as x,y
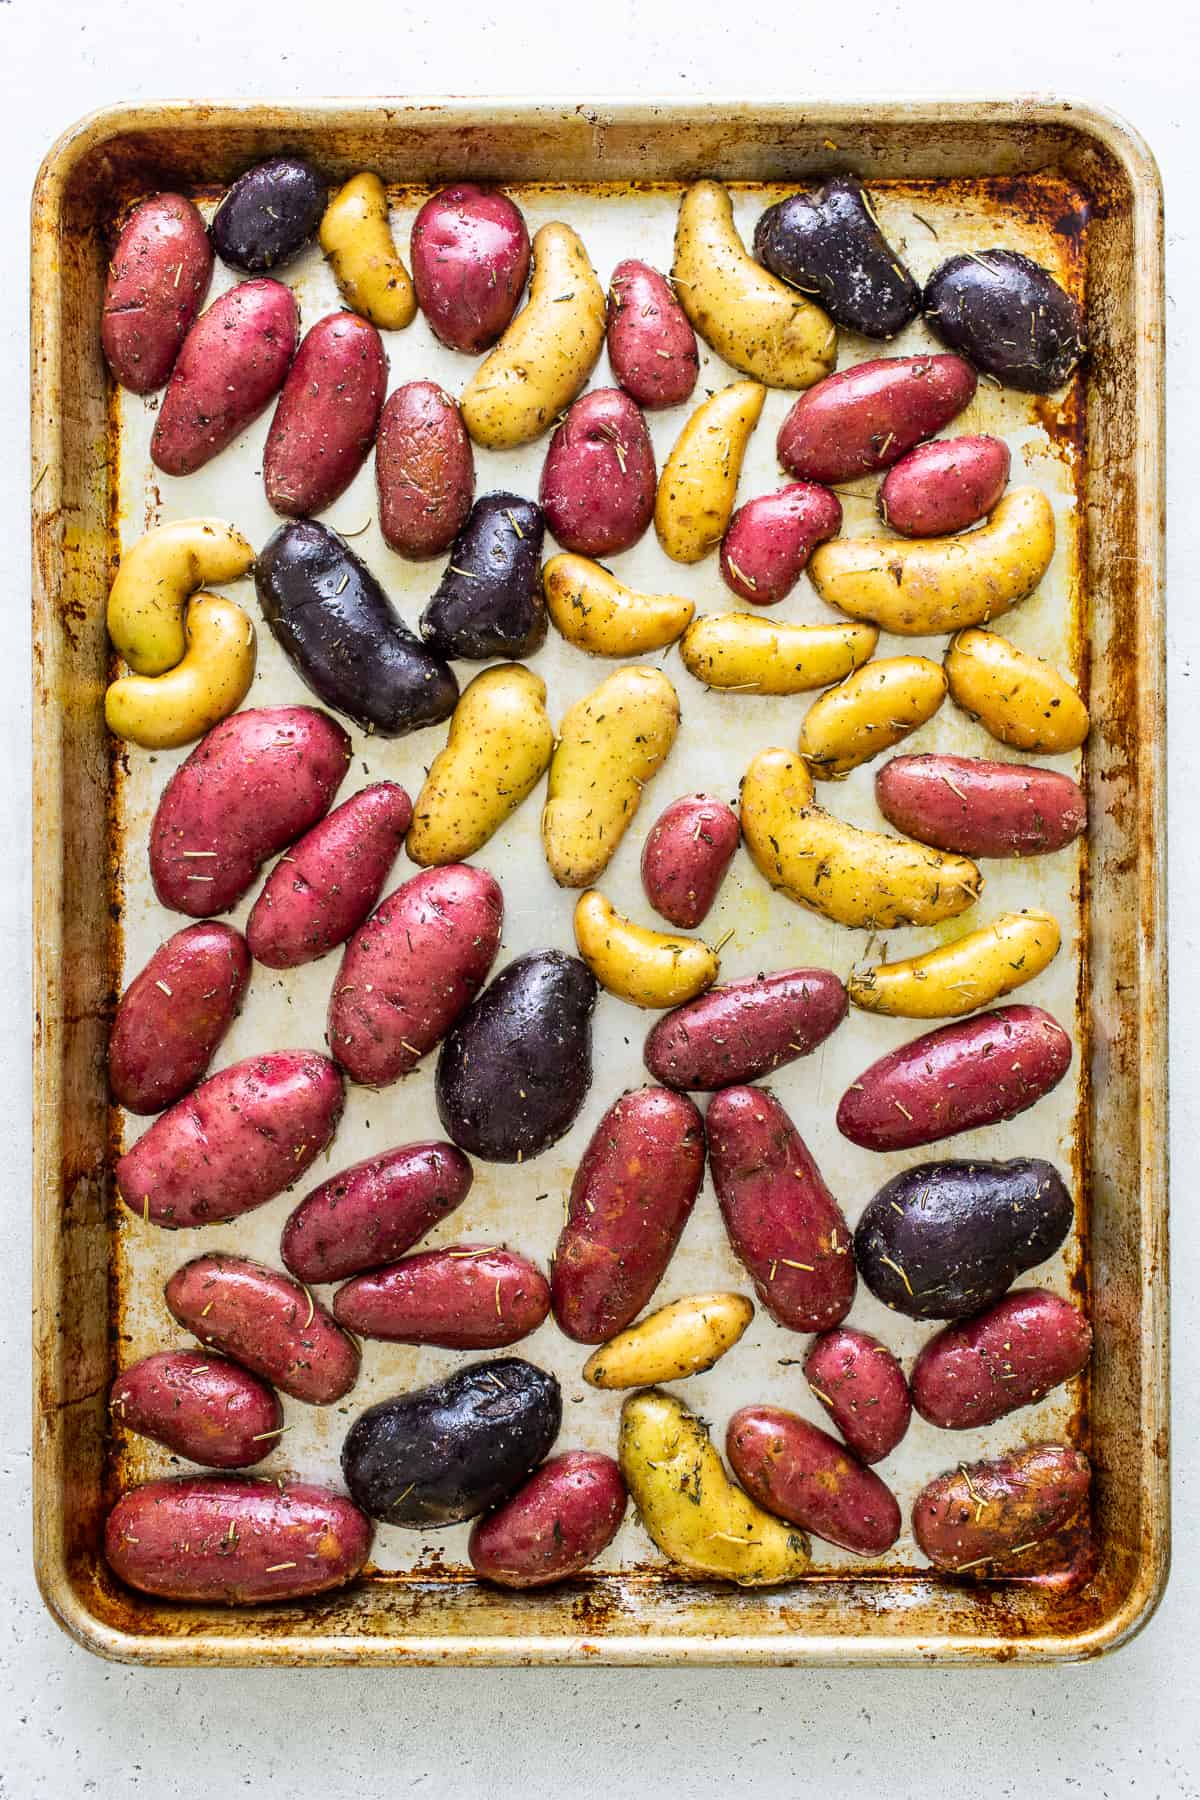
924,251 -> 1087,393
101,193 -> 213,393
107,517 -> 255,677
407,666 -> 554,867
539,388 -> 656,557
912,1443 -> 1090,1573
459,222 -> 605,448
263,311 -> 387,517
333,1245 -> 551,1350
166,1253 -> 360,1404
542,553 -> 694,657
803,1327 -> 912,1464
753,177 -> 921,340
879,435 -> 1011,537
672,180 -> 835,389
319,171 -> 417,330
848,909 -> 1061,1019
281,1141 -> 473,1284
797,655 -> 946,778
420,493 -> 547,662
640,793 -> 740,928
110,1350 -> 282,1470
740,747 -> 982,929
680,614 -> 877,695
151,279 -> 299,477
911,1288 -> 1092,1430
105,594 -> 256,749
606,259 -> 699,410
468,1451 -> 627,1588
212,157 -> 326,273
808,487 -> 1056,636
583,1292 -> 753,1389
643,967 -> 847,1091
619,1388 -> 811,1585
655,381 -> 765,564
875,753 -> 1087,858
777,353 -> 976,485
574,890 -> 719,1010
375,380 -> 475,558
108,921 -> 250,1115
719,481 -> 842,606
410,183 -> 531,354
727,1406 -> 901,1555
945,628 -> 1090,753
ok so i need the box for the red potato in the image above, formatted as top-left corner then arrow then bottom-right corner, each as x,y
539,388 -> 656,557
150,705 -> 351,918
105,1476 -> 372,1602
110,1350 -> 282,1469
803,1328 -> 912,1464
410,182 -> 531,353
151,278 -> 299,477
327,864 -> 503,1087
108,922 -> 249,1115
334,1245 -> 551,1349
707,1086 -> 855,1332
376,380 -> 475,558
468,1450 -> 627,1587
166,1253 -> 360,1404
727,1406 -> 901,1555
912,1442 -> 1090,1573
263,311 -> 387,517
606,260 -> 699,410
640,792 -> 740,928
719,482 -> 842,606
879,434 -> 1011,537
245,781 -> 411,970
101,193 -> 213,393
911,1288 -> 1092,1430
777,353 -> 977,485
875,753 -> 1087,858
551,1087 -> 706,1344
281,1140 -> 473,1284
836,1004 -> 1073,1152
644,968 -> 847,1092
116,1049 -> 344,1229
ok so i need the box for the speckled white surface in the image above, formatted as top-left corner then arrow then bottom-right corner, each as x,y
2,2 -> 1198,1795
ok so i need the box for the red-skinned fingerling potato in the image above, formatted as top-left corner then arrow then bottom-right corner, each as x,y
375,380 -> 475,558
469,1451 -> 627,1587
108,922 -> 249,1115
727,1405 -> 901,1555
263,311 -> 387,517
166,1252 -> 360,1404
911,1288 -> 1092,1429
606,260 -> 699,409
102,194 -> 213,392
110,1350 -> 282,1469
281,1140 -> 473,1284
410,183 -> 531,352
333,1245 -> 551,1349
803,1327 -> 912,1464
879,434 -> 1010,537
539,388 -> 656,557
719,482 -> 842,605
640,793 -> 740,928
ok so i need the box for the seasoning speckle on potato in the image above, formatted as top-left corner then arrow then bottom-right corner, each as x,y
108,921 -> 250,1115
753,176 -> 922,340
102,193 -> 213,393
407,665 -> 554,867
542,554 -> 694,658
655,380 -> 765,564
607,259 -> 699,409
212,156 -> 327,273
320,171 -> 417,331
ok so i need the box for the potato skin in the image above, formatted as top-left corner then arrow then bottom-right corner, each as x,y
152,279 -> 299,477
108,921 -> 249,1115
102,194 -> 213,393
911,1288 -> 1092,1430
644,967 -> 847,1091
655,381 -> 765,564
420,493 -> 547,661
407,666 -> 553,867
777,354 -> 976,484
468,1450 -> 627,1588
798,655 -> 947,778
606,260 -> 699,409
105,593 -> 257,751
376,380 -> 474,558
573,890 -> 719,1010
281,1141 -> 473,1284
551,1087 -> 705,1343
410,183 -> 531,353
707,1085 -> 855,1332
246,781 -> 412,970
875,753 -> 1087,858
167,1252 -> 360,1404
328,864 -> 503,1087
116,1049 -> 344,1229
880,435 -> 1011,537
539,388 -> 656,557
838,1003 -> 1072,1152
213,158 -> 326,273
542,554 -> 694,658
847,910 -> 1061,1020
681,615 -> 877,695
946,628 -> 1090,754
110,1350 -> 282,1470
720,482 -> 842,605
149,705 -> 351,917
319,171 -> 416,332
583,1292 -> 753,1389
753,177 -> 921,340
924,251 -> 1086,394
105,1476 -> 372,1603
106,517 -> 256,678
803,1328 -> 912,1465
912,1443 -> 1090,1573
727,1406 -> 901,1555
334,1245 -> 551,1349
263,311 -> 387,517
641,793 -> 740,928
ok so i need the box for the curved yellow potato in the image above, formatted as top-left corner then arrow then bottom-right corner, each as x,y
808,487 -> 1056,636
798,655 -> 947,777
543,553 -> 694,657
946,628 -> 1090,753
319,171 -> 416,331
107,518 -> 255,676
105,594 -> 256,749
741,747 -> 983,930
460,222 -> 606,449
574,890 -> 718,1009
619,1388 -> 811,1586
655,381 -> 765,564
672,180 -> 835,389
681,613 -> 877,695
407,665 -> 554,867
584,1293 -> 754,1389
848,910 -> 1062,1019
542,666 -> 679,887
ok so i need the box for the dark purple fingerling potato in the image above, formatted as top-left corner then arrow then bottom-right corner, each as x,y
110,1350 -> 282,1469
803,1327 -> 912,1464
539,388 -> 656,557
640,793 -> 740,928
410,183 -> 531,353
263,311 -> 388,517
166,1252 -> 360,1404
726,1406 -> 902,1555
776,353 -> 976,485
211,156 -> 327,273
875,753 -> 1087,858
101,193 -> 213,393
151,278 -> 299,476
282,1141 -> 473,1284
606,259 -> 699,409
878,435 -> 1011,537
333,1245 -> 551,1349
376,380 -> 475,558
108,921 -> 250,1114
753,177 -> 922,340
469,1451 -> 627,1588
419,493 -> 547,661
719,482 -> 842,605
911,1288 -> 1093,1430
923,250 -> 1087,393
644,968 -> 847,1091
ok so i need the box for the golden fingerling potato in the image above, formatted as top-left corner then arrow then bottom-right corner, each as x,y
407,665 -> 554,867
655,381 -> 765,564
848,909 -> 1061,1019
105,594 -> 256,749
107,517 -> 255,676
573,890 -> 719,1009
319,172 -> 417,331
680,613 -> 877,695
798,655 -> 947,777
542,554 -> 694,657
946,627 -> 1090,752
583,1293 -> 754,1388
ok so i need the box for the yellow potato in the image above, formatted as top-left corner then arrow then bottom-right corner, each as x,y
681,613 -> 877,695
107,518 -> 255,676
543,553 -> 694,657
741,747 -> 983,930
946,628 -> 1090,753
655,381 -> 765,564
407,665 -> 554,867
105,594 -> 256,749
542,666 -> 679,887
460,222 -> 606,449
574,890 -> 718,1009
848,910 -> 1062,1019
808,487 -> 1056,636
672,180 -> 835,389
319,172 -> 415,331
619,1388 -> 811,1586
798,655 -> 947,777
583,1293 -> 754,1389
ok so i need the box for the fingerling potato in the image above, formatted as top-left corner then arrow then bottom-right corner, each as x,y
777,353 -> 976,484
281,1141 -> 473,1284
804,1327 -> 912,1464
407,666 -> 553,867
875,752 -> 1087,858
152,278 -> 299,477
375,380 -> 474,558
420,493 -> 547,662
797,655 -> 946,778
753,177 -> 921,340
320,171 -> 416,330
911,1288 -> 1092,1430
583,1292 -> 753,1388
607,259 -> 699,409
539,387 -> 656,557
680,614 -> 877,695
946,627 -> 1090,753
640,792 -> 739,928
469,1451 -> 627,1588
542,553 -> 694,657
263,311 -> 387,517
880,434 -> 1011,537
644,967 -> 847,1091
720,481 -> 842,606
912,1443 -> 1090,1574
105,593 -> 256,748
410,183 -> 531,354
655,380 -> 765,564
166,1253 -> 359,1404
102,193 -> 213,393
574,889 -> 719,1009
110,1350 -> 281,1470
212,157 -> 326,273
848,909 -> 1061,1019
727,1406 -> 901,1555
108,921 -> 250,1115
924,251 -> 1086,393
107,516 -> 255,677
333,1245 -> 551,1349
